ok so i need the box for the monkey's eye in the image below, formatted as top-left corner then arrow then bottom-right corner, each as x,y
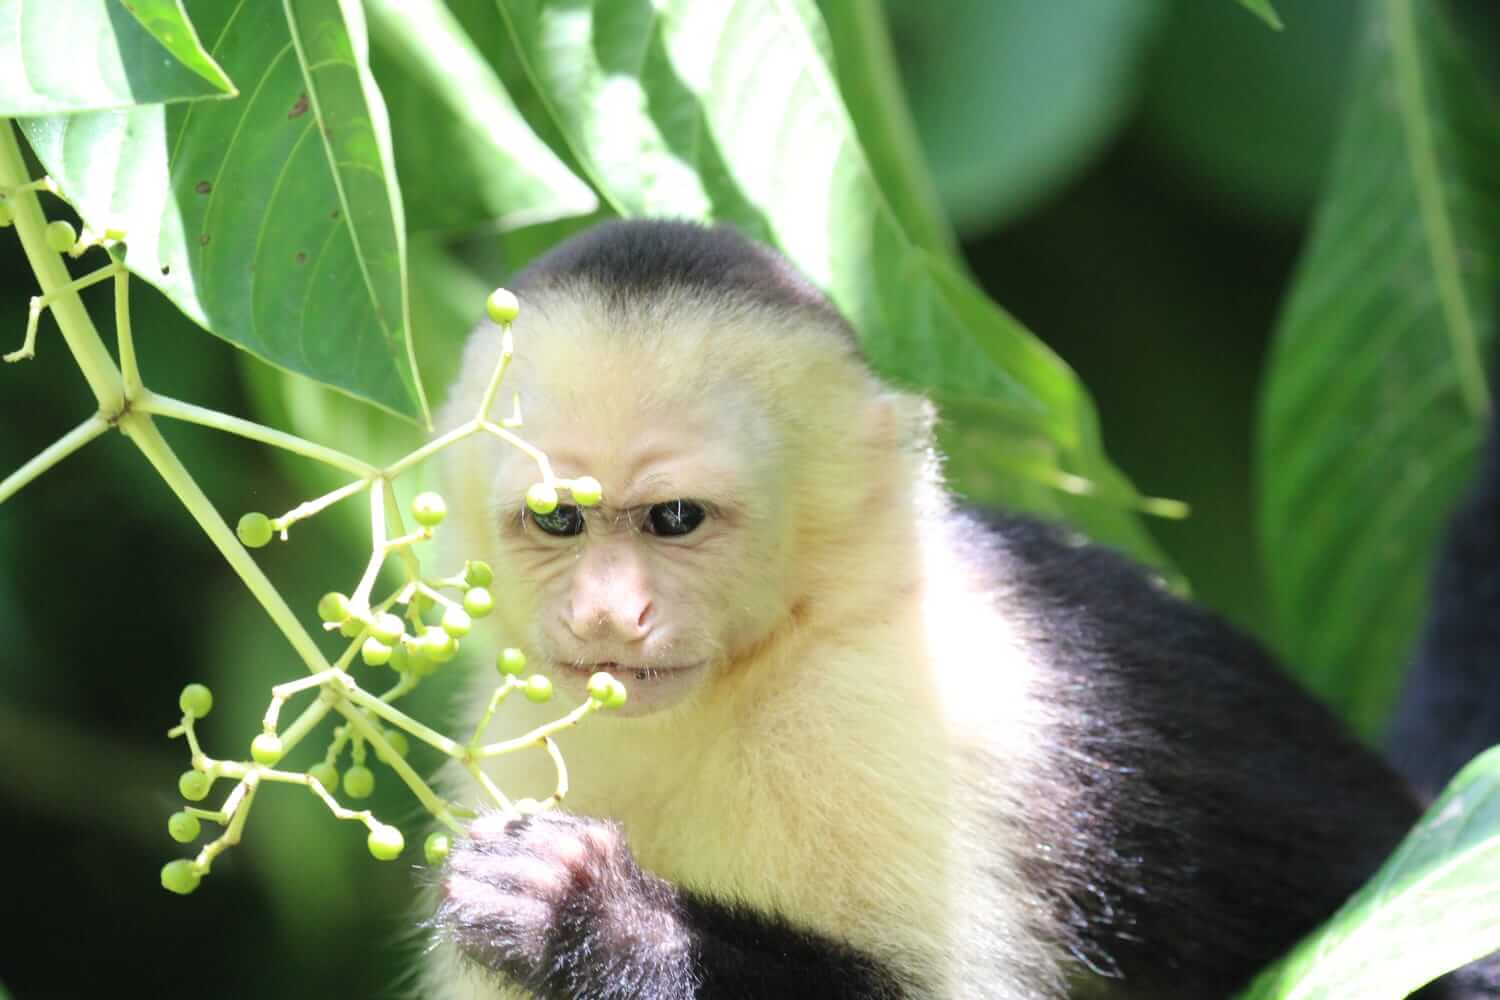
530,504 -> 584,537
645,500 -> 706,537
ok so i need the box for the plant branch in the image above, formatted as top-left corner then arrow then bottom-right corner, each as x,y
0,413 -> 110,503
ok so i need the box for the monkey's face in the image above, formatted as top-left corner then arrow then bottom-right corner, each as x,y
472,336 -> 794,719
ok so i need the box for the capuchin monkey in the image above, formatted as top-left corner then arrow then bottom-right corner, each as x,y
426,219 -> 1497,999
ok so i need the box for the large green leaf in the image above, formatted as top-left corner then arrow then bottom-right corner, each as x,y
493,0 -> 1170,569
1240,746 -> 1500,1000
363,0 -> 597,234
0,0 -> 235,114
19,0 -> 427,421
1238,0 -> 1284,31
1258,0 -> 1500,737
883,0 -> 1164,233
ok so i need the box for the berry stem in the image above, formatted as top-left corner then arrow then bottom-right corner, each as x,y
340,682 -> 461,757
0,123 -> 123,409
476,327 -> 515,420
467,677 -> 521,747
473,699 -> 601,759
112,260 -> 142,399
140,392 -> 379,479
0,413 -> 109,503
4,261 -> 119,362
330,699 -> 454,819
462,759 -> 516,816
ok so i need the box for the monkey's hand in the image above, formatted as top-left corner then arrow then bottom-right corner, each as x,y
436,811 -> 696,1000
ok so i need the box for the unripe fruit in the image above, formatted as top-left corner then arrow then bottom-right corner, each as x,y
419,626 -> 458,664
178,770 -> 212,802
45,220 -> 76,252
178,683 -> 213,719
381,729 -> 410,758
463,587 -> 494,618
368,824 -> 404,861
361,637 -> 392,666
526,482 -> 559,515
524,675 -> 553,704
370,612 -> 404,644
605,677 -> 628,710
587,672 -> 614,703
343,765 -> 375,799
307,762 -> 339,793
464,561 -> 494,588
412,491 -> 447,527
388,641 -> 412,674
498,647 -> 527,676
250,733 -> 284,766
161,859 -> 201,895
486,287 -> 520,324
424,831 -> 450,865
571,477 -> 603,507
237,512 -> 273,548
317,592 -> 351,624
441,606 -> 472,638
168,811 -> 201,843
339,618 -> 363,639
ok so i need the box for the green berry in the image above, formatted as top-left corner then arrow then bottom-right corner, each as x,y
237,512 -> 274,548
343,765 -> 375,799
45,219 -> 76,252
524,675 -> 553,704
498,647 -> 527,676
317,592 -> 351,624
368,824 -> 404,861
419,625 -> 458,664
412,491 -> 447,528
178,683 -> 213,719
168,811 -> 201,843
605,677 -> 628,710
250,733 -> 284,766
370,612 -> 404,644
178,770 -> 212,802
340,618 -> 364,639
160,859 -> 202,895
0,200 -> 14,227
570,477 -> 603,507
587,671 -> 615,704
424,831 -> 451,865
361,637 -> 392,666
526,482 -> 559,515
442,606 -> 472,638
486,287 -> 520,325
381,729 -> 410,758
388,641 -> 412,674
307,762 -> 339,793
463,587 -> 494,618
464,561 -> 494,588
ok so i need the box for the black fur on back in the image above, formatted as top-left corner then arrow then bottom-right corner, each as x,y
970,513 -> 1434,998
1387,369 -> 1500,801
508,219 -> 857,345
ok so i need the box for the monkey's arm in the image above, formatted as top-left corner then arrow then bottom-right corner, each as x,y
436,812 -> 904,1000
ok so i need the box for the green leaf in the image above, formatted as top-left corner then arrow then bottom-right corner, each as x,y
1257,0 -> 1500,736
1238,0 -> 1284,32
493,0 -> 1171,570
363,0 -> 597,234
883,0 -> 1165,232
19,0 -> 428,421
1240,746 -> 1500,1000
0,0 -> 235,114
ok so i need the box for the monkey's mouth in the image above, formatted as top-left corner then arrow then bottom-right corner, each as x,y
552,659 -> 707,715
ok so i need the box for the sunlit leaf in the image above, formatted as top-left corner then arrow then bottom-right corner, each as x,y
0,0 -> 235,114
363,0 -> 597,234
19,0 -> 427,421
1240,747 -> 1500,1000
1257,0 -> 1500,736
1238,0 -> 1284,32
493,0 -> 1171,570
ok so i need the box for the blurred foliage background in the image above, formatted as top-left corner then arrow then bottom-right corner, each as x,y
0,0 -> 1484,996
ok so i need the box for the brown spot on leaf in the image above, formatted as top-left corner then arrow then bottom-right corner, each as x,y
160,265 -> 171,276
199,233 -> 211,246
330,209 -> 340,220
289,93 -> 309,119
195,180 -> 212,195
295,251 -> 308,265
